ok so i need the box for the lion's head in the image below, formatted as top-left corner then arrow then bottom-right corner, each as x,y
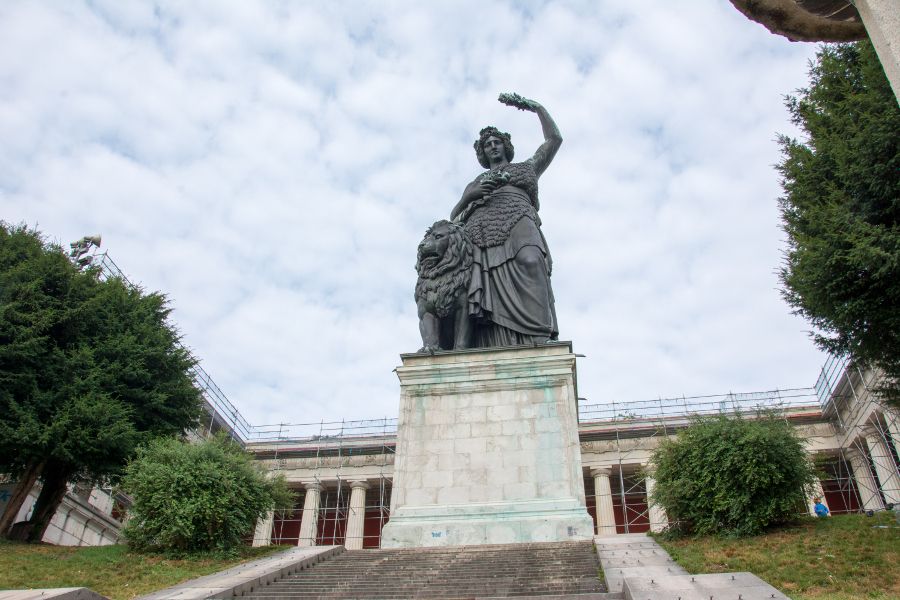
415,220 -> 473,318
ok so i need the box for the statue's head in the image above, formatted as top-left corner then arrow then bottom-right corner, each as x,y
474,126 -> 514,169
416,220 -> 471,279
418,220 -> 456,263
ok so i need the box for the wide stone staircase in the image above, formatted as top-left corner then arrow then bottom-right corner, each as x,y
241,540 -> 607,599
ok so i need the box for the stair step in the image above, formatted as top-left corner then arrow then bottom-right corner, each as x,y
243,540 -> 606,599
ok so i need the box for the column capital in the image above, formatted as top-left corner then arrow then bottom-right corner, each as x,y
863,427 -> 880,439
844,446 -> 865,460
303,481 -> 323,492
349,480 -> 370,490
590,467 -> 612,478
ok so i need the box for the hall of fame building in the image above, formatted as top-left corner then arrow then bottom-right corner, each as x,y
3,347 -> 898,549
242,352 -> 900,550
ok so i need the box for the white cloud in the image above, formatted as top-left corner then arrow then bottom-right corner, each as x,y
1,1 -> 826,427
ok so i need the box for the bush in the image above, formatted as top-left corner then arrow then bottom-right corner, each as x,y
649,413 -> 816,537
122,435 -> 292,555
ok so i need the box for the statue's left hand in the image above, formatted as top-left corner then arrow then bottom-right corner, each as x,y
498,92 -> 540,112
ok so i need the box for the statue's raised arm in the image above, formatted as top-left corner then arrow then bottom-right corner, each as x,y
497,93 -> 561,177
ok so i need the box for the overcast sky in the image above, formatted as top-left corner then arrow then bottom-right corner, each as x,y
1,1 -> 828,429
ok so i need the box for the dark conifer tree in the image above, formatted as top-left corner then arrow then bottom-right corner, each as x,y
0,223 -> 201,541
778,41 -> 900,405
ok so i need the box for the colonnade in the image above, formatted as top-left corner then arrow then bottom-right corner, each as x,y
249,408 -> 900,547
590,468 -> 617,535
864,428 -> 900,506
254,479 -> 372,550
589,467 -> 669,535
344,481 -> 370,550
588,448 -> 900,530
839,424 -> 900,512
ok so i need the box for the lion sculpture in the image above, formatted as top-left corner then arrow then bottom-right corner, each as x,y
415,220 -> 473,353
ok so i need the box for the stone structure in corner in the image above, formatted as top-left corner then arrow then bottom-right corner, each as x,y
380,342 -> 594,547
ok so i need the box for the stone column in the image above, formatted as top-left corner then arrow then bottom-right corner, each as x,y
644,475 -> 669,533
591,468 -> 617,536
297,482 -> 322,547
806,478 -> 829,517
345,481 -> 369,550
847,447 -> 885,510
252,510 -> 275,547
855,0 -> 900,101
865,430 -> 900,505
885,410 -> 900,460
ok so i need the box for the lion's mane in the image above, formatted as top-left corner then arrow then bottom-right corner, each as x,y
415,221 -> 473,318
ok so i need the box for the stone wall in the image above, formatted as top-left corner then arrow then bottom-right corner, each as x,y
0,483 -> 123,546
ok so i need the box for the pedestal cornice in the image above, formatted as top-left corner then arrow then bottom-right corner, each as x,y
396,343 -> 577,397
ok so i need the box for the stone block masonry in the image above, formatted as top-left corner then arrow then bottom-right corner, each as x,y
381,342 -> 595,547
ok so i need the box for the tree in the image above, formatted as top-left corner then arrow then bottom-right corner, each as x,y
122,435 -> 291,555
649,414 -> 816,537
0,223 -> 201,541
778,41 -> 900,406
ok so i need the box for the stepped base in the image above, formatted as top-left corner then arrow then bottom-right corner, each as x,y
382,498 -> 594,548
623,573 -> 789,600
243,540 -> 607,599
594,534 -> 686,596
595,534 -> 790,600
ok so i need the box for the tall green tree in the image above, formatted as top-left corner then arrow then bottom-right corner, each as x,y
0,223 -> 201,541
778,41 -> 900,405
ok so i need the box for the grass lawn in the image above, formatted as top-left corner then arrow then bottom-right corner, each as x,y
655,512 -> 900,600
0,540 -> 284,600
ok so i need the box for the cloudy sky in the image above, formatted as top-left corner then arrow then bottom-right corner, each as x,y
1,1 -> 828,429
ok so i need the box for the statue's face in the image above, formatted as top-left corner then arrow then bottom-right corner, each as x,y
483,135 -> 505,163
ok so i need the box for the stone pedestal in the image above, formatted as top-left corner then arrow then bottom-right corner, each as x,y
380,342 -> 594,548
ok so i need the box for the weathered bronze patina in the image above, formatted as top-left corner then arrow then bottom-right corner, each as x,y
416,93 -> 562,352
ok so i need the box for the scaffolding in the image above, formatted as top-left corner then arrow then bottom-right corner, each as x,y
248,418 -> 397,548
91,251 -> 253,443
84,247 -> 394,546
83,246 -> 900,545
814,355 -> 900,515
246,380 -> 900,544
577,388 -> 829,532
577,382 -> 900,532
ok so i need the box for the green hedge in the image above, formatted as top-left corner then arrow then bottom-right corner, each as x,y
123,435 -> 292,555
650,413 -> 816,537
